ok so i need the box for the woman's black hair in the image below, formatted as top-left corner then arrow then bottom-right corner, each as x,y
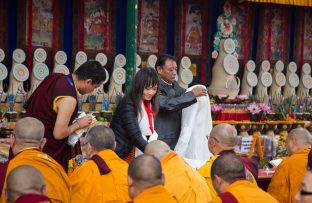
129,67 -> 159,115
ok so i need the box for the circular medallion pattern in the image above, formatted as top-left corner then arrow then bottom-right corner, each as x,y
275,72 -> 286,87
223,55 -> 239,75
275,60 -> 284,72
246,60 -> 255,72
288,73 -> 299,88
13,64 -> 29,82
0,48 -> 5,62
115,54 -> 126,67
113,68 -> 125,85
261,72 -> 272,87
180,56 -> 191,69
246,72 -> 258,87
302,75 -> 312,89
0,63 -> 8,80
261,60 -> 270,72
147,54 -> 157,68
95,53 -> 107,66
34,48 -> 47,63
55,51 -> 67,65
75,51 -> 87,65
181,69 -> 193,85
136,54 -> 141,67
33,63 -> 49,81
302,63 -> 311,75
224,39 -> 236,54
13,49 -> 26,64
54,65 -> 69,75
288,62 -> 297,73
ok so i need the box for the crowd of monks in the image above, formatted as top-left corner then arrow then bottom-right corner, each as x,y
0,117 -> 312,203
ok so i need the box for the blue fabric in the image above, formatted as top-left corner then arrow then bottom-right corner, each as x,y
63,0 -> 73,70
166,0 -> 175,55
116,0 -> 126,55
7,0 -> 17,72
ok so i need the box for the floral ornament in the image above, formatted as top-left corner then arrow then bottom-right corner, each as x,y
212,1 -> 238,58
258,103 -> 272,114
211,104 -> 223,113
247,102 -> 261,115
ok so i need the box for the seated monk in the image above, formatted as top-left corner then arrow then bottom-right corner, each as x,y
127,154 -> 177,203
198,123 -> 258,199
0,117 -> 70,203
211,153 -> 278,203
144,140 -> 211,203
70,126 -> 131,203
268,128 -> 312,203
5,165 -> 50,203
294,169 -> 312,203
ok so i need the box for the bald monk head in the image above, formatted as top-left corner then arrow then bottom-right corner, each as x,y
84,125 -> 116,159
208,123 -> 238,155
286,128 -> 312,156
144,140 -> 171,160
11,117 -> 46,155
211,153 -> 246,194
5,165 -> 47,203
128,154 -> 164,199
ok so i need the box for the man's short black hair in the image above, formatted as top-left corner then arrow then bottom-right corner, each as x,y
74,60 -> 106,84
155,54 -> 177,70
211,153 -> 246,184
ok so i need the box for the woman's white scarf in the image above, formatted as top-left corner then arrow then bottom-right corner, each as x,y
135,101 -> 158,157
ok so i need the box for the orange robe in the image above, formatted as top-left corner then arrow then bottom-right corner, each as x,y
69,149 -> 131,203
161,151 -> 212,203
212,180 -> 278,203
0,148 -> 71,203
198,154 -> 257,199
133,185 -> 178,203
268,148 -> 310,203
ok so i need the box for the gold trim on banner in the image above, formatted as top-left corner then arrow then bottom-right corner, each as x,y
242,0 -> 312,6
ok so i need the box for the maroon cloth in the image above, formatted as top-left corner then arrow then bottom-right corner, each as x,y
241,156 -> 259,179
219,192 -> 239,203
216,113 -> 250,121
15,194 -> 50,203
0,162 -> 9,198
24,73 -> 78,171
91,154 -> 111,175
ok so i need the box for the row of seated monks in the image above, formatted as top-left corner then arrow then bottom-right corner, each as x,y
0,117 -> 312,203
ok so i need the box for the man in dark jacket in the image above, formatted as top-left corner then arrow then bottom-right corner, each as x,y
155,54 -> 208,149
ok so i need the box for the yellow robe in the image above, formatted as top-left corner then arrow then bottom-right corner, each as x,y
199,154 -> 258,199
1,148 -> 71,203
133,185 -> 178,203
212,180 -> 278,203
161,151 -> 212,203
70,149 -> 131,203
268,148 -> 310,203
198,155 -> 219,199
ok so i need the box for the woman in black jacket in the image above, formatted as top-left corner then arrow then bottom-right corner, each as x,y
110,67 -> 159,160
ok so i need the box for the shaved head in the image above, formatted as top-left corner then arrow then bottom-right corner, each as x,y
13,117 -> 45,144
6,165 -> 46,203
287,128 -> 312,147
86,125 -> 116,151
211,153 -> 245,183
144,140 -> 171,160
210,124 -> 237,147
128,154 -> 163,186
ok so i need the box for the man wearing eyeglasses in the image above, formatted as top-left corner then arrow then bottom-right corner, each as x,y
198,123 -> 258,199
